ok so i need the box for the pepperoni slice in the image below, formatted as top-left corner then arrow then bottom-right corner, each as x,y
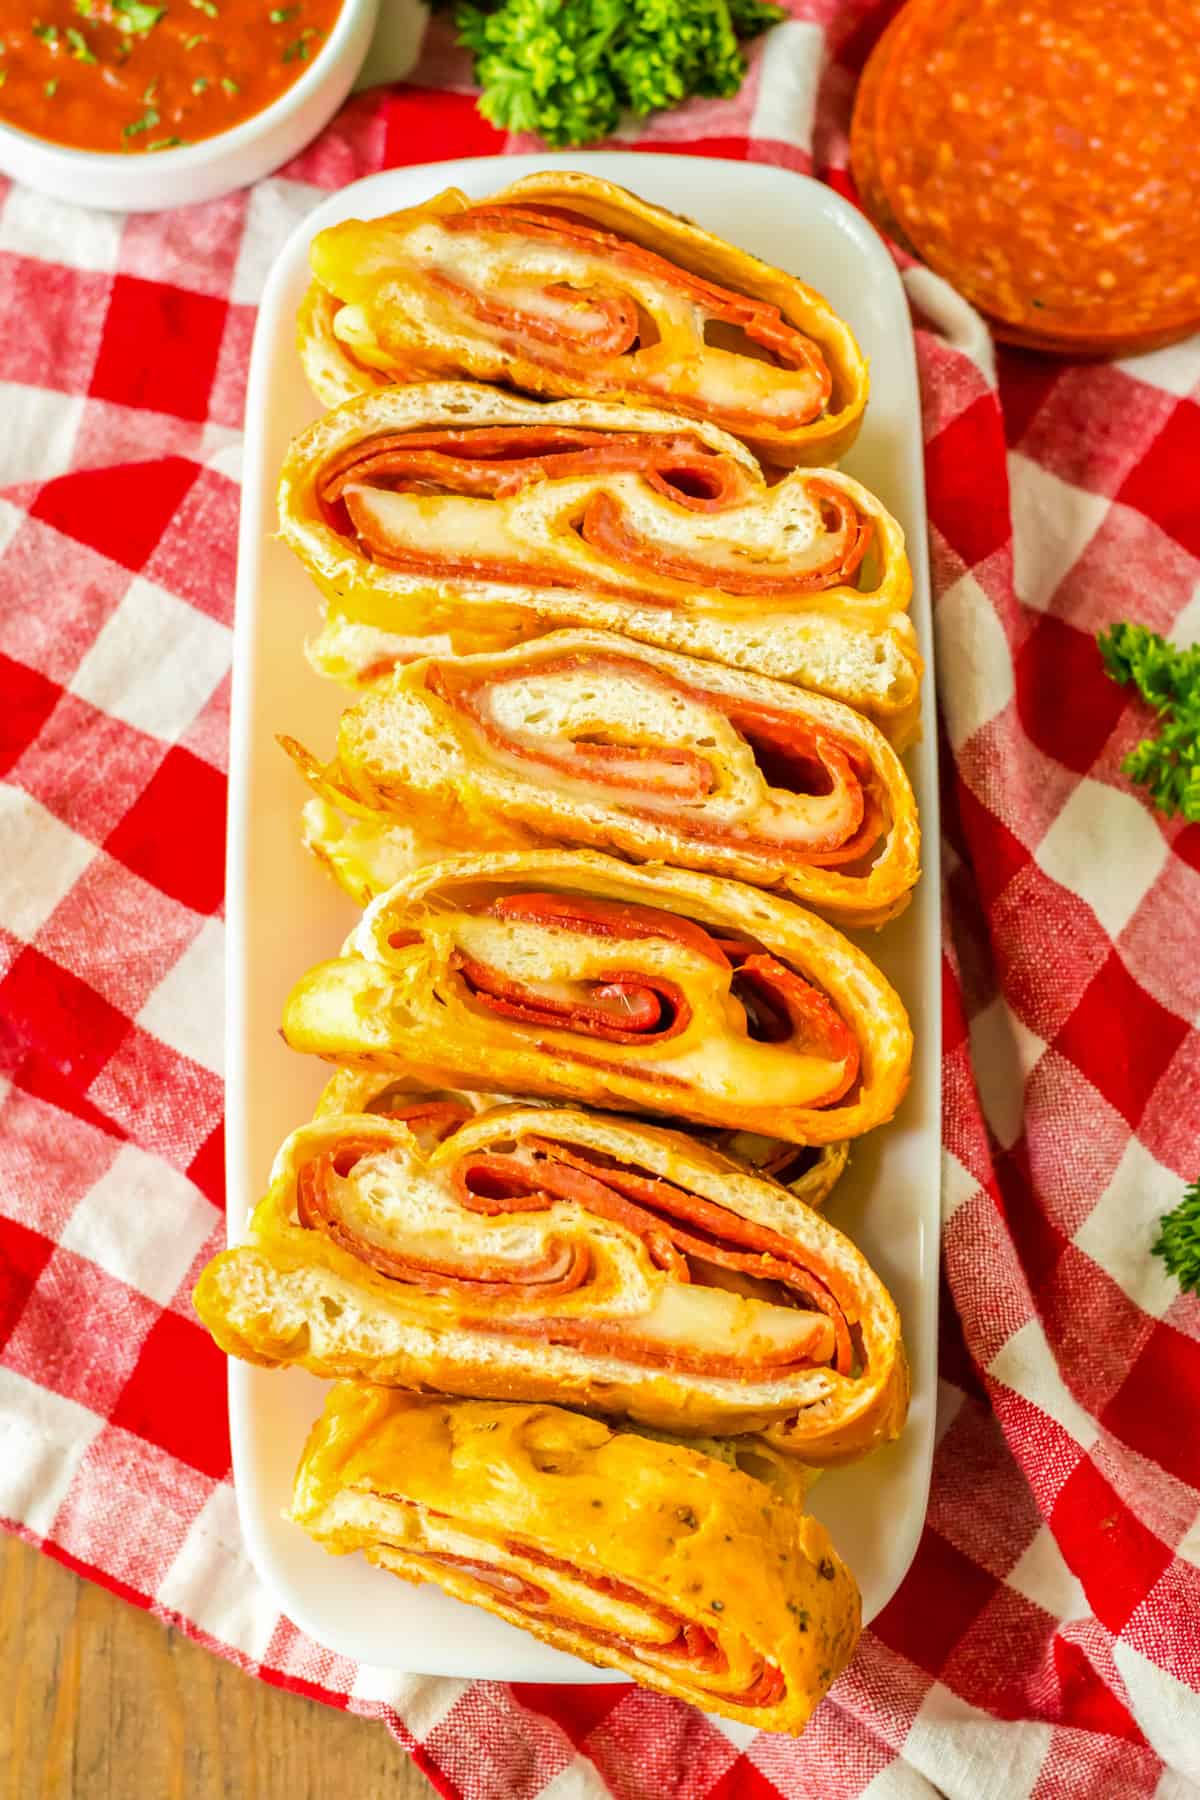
506,1137 -> 856,1375
852,0 -> 1200,352
423,652 -> 883,865
293,1124 -> 856,1375
321,423 -> 876,607
720,699 -> 879,867
363,1095 -> 475,1146
455,952 -> 691,1044
441,202 -> 833,417
406,1538 -> 786,1705
430,266 -> 641,358
296,1139 -> 591,1299
580,483 -> 871,596
731,955 -> 860,1106
318,426 -> 751,509
449,890 -> 858,1102
488,891 -> 733,967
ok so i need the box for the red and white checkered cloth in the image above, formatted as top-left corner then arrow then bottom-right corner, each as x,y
2,4 -> 1198,1794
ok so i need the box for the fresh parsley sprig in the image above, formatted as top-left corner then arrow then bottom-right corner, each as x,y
1153,1179 -> 1200,1295
450,0 -> 783,149
1098,622 -> 1200,822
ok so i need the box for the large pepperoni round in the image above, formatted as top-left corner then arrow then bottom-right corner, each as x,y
849,6 -> 922,262
851,0 -> 1200,355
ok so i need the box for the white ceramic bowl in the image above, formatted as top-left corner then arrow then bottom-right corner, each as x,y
0,0 -> 379,212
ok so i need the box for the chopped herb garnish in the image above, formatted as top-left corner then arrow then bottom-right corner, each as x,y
143,78 -> 158,101
66,25 -> 96,59
114,0 -> 167,34
282,33 -> 310,59
45,77 -> 58,94
122,104 -> 160,139
190,0 -> 220,14
220,74 -> 239,93
74,0 -> 93,13
191,74 -> 208,91
453,0 -> 781,147
32,20 -> 60,42
147,136 -> 184,149
0,68 -> 6,87
184,31 -> 204,46
269,4 -> 298,18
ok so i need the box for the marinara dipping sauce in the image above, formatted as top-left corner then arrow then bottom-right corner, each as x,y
0,0 -> 343,152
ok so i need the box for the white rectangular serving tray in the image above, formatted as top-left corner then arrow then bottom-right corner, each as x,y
227,151 -> 940,1681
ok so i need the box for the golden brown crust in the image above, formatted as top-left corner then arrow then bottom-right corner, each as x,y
302,173 -> 868,466
192,1102 -> 907,1461
277,384 -> 920,741
313,1065 -> 497,1123
281,847 -> 912,1146
291,1384 -> 861,1731
289,629 -> 920,927
313,1065 -> 850,1210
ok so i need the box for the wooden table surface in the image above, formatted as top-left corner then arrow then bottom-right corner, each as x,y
0,1534 -> 438,1800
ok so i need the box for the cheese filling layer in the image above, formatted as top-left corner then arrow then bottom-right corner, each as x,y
321,1490 -> 784,1701
420,648 -> 885,864
289,1117 -> 857,1380
317,425 -> 877,611
328,202 -> 834,434
389,891 -> 861,1113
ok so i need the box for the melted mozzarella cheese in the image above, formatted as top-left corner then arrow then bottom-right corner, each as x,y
601,472 -> 836,566
301,798 -> 429,905
345,485 -> 524,569
428,908 -> 851,1110
327,1149 -> 553,1273
627,1282 -> 834,1366
483,663 -> 735,758
343,468 -> 857,609
404,219 -> 698,336
461,662 -> 866,847
446,909 -> 715,987
376,218 -> 823,424
329,303 -> 399,373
